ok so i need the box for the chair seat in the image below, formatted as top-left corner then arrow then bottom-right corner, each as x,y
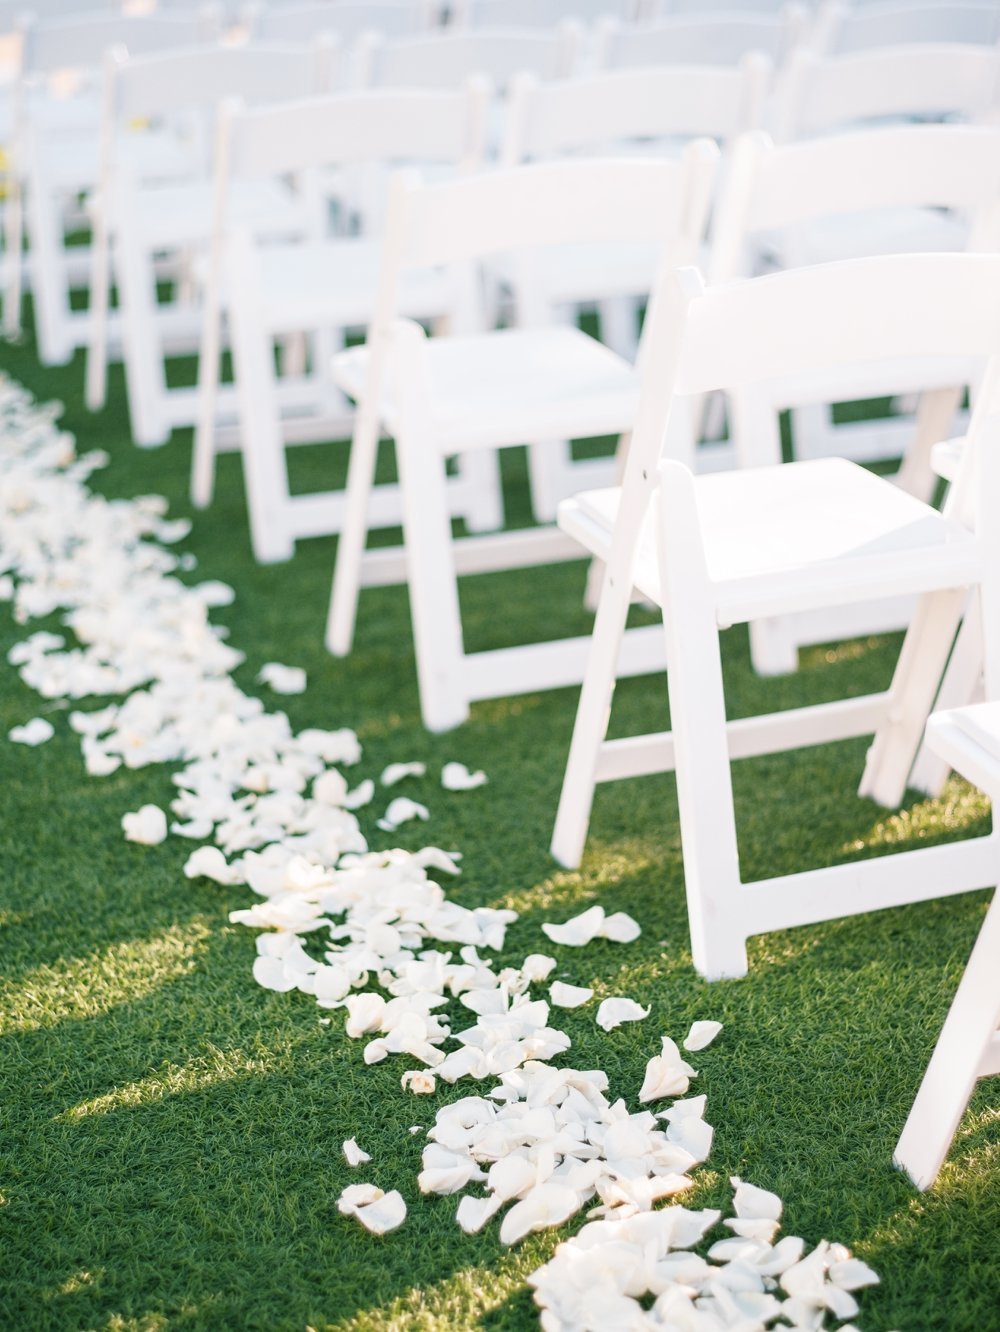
133,178 -> 306,249
334,325 -> 640,449
559,457 -> 979,623
254,239 -> 452,331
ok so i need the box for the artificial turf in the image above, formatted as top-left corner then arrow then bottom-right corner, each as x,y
0,330 -> 998,1332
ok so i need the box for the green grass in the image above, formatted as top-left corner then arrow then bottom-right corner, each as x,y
1,330 -> 998,1332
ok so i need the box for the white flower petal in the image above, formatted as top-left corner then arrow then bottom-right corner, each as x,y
599,912 -> 641,944
441,761 -> 487,791
541,905 -> 605,947
342,1138 -> 371,1167
381,761 -> 426,786
596,997 -> 650,1032
731,1176 -> 783,1222
456,1193 -> 504,1234
683,1019 -> 723,1052
121,804 -> 168,846
499,1182 -> 581,1245
377,797 -> 429,831
184,846 -> 242,885
401,1070 -> 437,1095
9,717 -> 54,745
256,662 -> 306,695
549,981 -> 593,1009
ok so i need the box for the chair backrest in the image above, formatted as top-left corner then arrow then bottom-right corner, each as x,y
594,7 -> 806,68
627,255 -> 1000,503
246,0 -> 434,44
769,43 -> 1000,140
388,145 -> 716,271
19,10 -> 217,77
710,123 -> 1000,281
500,57 -> 770,166
351,24 -> 581,89
103,38 -> 334,124
452,0 -> 633,26
812,1 -> 1000,57
218,78 -> 490,180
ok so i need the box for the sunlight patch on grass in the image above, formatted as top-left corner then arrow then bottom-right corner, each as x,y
327,1251 -> 545,1331
56,1045 -> 277,1122
503,842 -> 664,916
799,636 -> 885,671
0,921 -> 212,1033
845,781 -> 990,855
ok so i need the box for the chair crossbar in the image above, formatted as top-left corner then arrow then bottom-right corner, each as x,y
594,690 -> 892,785
462,622 -> 665,702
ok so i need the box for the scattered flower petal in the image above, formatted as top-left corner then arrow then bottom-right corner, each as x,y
441,761 -> 487,791
257,662 -> 306,694
549,981 -> 593,1009
343,1138 -> 371,1167
9,717 -> 53,745
121,803 -> 168,845
596,997 -> 650,1032
683,1019 -> 723,1052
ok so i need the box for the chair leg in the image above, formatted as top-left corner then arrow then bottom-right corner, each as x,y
909,602 -> 983,798
84,210 -> 111,412
227,272 -> 295,565
457,447 -> 504,534
25,171 -> 74,366
326,395 -> 384,657
894,887 -> 1000,1190
894,385 -> 964,503
116,234 -> 171,447
747,617 -> 799,677
395,424 -> 470,733
859,587 -> 967,808
526,439 -> 573,524
598,294 -> 638,362
657,462 -> 748,980
191,279 -> 225,510
550,554 -> 643,871
3,168 -> 23,339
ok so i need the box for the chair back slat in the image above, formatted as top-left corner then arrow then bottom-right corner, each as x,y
111,41 -> 333,121
354,25 -> 580,89
222,79 -> 489,177
22,11 -> 214,74
672,254 -> 1000,396
503,56 -> 770,162
394,145 -> 717,271
771,44 -> 1000,140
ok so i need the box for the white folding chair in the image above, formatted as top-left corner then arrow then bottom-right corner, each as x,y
3,7 -> 217,360
244,0 -> 437,43
351,24 -> 582,90
594,7 -> 807,69
324,148 -> 718,731
811,0 -> 1000,56
894,703 -> 1000,1190
85,39 -> 334,448
768,41 -> 1000,142
705,123 -> 1000,675
550,252 -> 1000,979
191,79 -> 497,564
499,58 -> 769,520
451,0 -> 639,26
